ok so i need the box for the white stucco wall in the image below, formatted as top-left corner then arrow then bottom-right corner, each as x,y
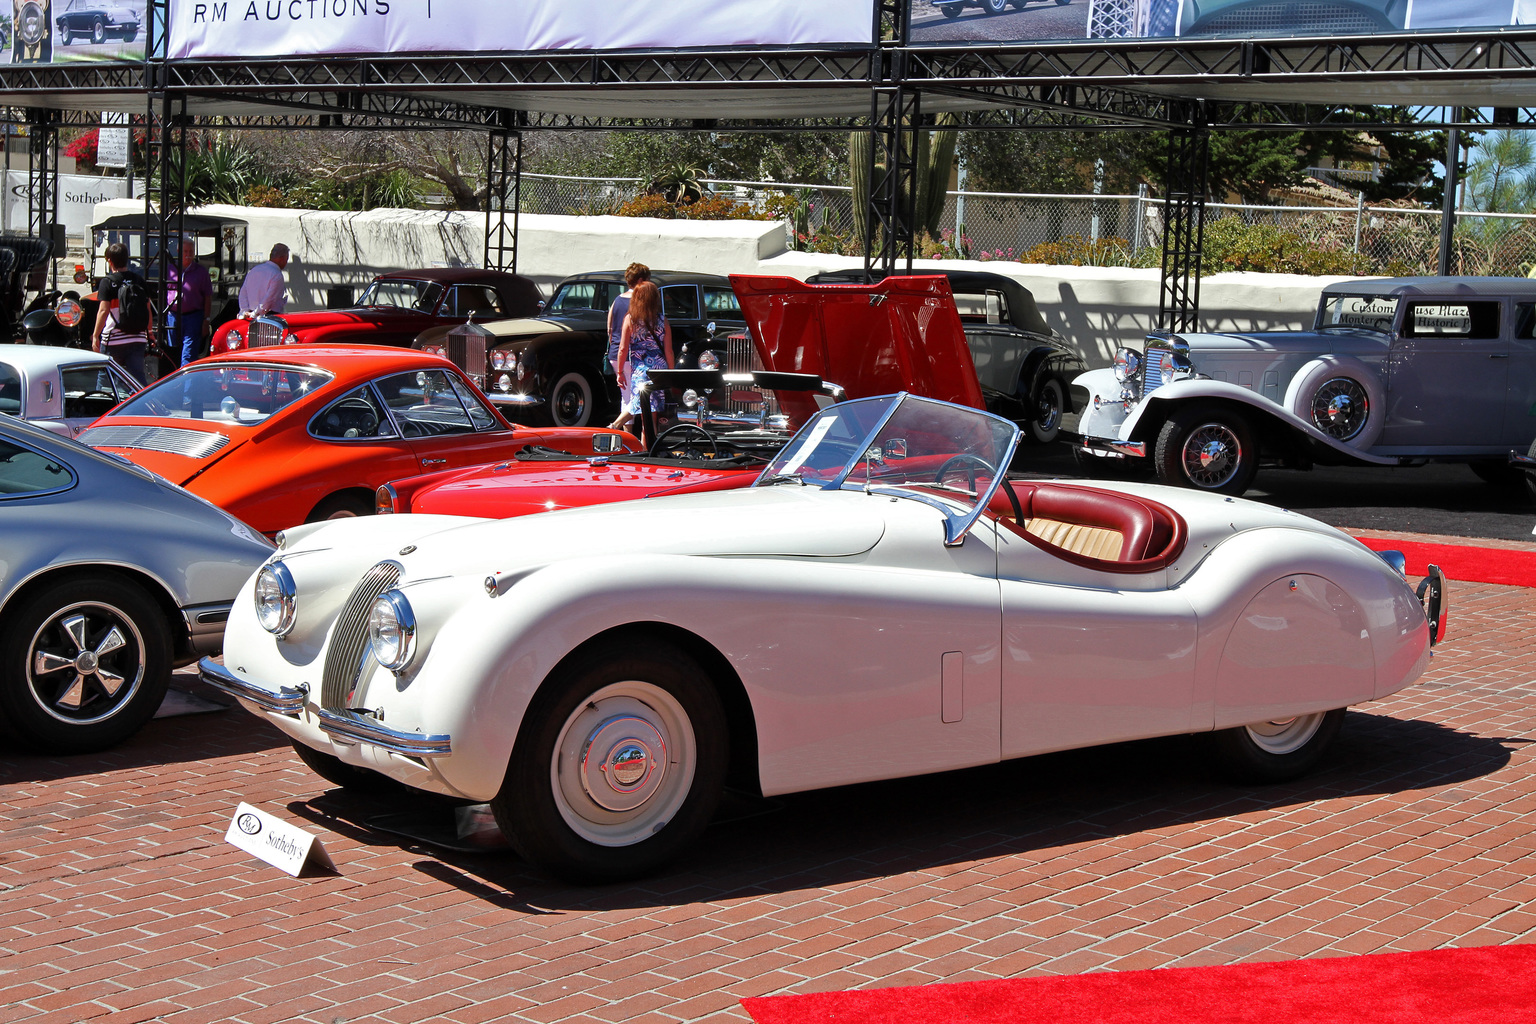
91,198 -> 1340,367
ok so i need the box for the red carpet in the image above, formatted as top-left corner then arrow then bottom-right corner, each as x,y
741,944 -> 1536,1024
1355,537 -> 1536,588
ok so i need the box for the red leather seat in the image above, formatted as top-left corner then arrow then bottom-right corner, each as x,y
988,482 -> 1187,573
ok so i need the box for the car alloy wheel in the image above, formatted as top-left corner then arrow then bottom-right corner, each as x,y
1243,713 -> 1326,755
92,16 -> 106,43
26,600 -> 146,726
0,575 -> 171,753
984,0 -> 1008,10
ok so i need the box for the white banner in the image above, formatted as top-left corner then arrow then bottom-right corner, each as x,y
3,172 -> 128,240
167,0 -> 876,59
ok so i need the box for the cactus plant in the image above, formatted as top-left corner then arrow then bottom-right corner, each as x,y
850,114 -> 957,254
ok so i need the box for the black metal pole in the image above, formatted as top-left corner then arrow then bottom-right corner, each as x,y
1437,121 -> 1460,277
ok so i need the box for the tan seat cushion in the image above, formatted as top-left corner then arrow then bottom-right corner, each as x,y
1023,518 -> 1125,562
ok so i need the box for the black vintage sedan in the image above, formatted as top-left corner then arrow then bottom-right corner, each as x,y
56,0 -> 139,44
413,270 -> 747,428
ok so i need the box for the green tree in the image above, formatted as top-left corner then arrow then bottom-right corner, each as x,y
1465,130 -> 1536,213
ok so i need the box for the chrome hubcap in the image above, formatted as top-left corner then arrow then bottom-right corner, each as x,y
1181,423 -> 1242,488
580,715 -> 666,812
27,604 -> 144,725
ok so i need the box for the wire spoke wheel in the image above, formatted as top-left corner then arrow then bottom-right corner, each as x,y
25,601 -> 145,726
1308,377 -> 1370,441
1180,421 -> 1244,489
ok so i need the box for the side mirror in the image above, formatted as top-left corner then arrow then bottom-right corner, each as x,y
55,298 -> 83,328
592,433 -> 623,453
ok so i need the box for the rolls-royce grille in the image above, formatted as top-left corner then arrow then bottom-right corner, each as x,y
77,424 -> 230,458
248,319 -> 284,348
320,560 -> 402,711
1187,2 -> 1386,35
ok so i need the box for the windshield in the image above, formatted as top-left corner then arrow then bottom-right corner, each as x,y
110,365 -> 333,425
357,278 -> 444,313
756,393 -> 1019,545
1318,294 -> 1398,332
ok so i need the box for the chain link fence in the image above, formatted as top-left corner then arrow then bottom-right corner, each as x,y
520,173 -> 1536,277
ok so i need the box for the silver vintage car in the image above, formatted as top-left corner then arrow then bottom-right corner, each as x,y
1075,277 -> 1536,494
0,343 -> 142,438
0,416 -> 273,753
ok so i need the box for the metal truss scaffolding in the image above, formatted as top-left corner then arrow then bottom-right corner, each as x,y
1158,122 -> 1209,334
485,118 -> 525,274
25,109 -> 58,248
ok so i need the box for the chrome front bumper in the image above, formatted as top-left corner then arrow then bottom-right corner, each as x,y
198,657 -> 452,757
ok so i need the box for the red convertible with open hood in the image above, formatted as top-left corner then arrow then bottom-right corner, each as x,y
380,275 -> 984,517
78,346 -> 637,535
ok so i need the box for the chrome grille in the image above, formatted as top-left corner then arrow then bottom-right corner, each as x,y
1187,1 -> 1384,34
320,560 -> 402,711
78,424 -> 230,458
248,319 -> 284,348
718,331 -> 779,421
1138,347 -> 1177,400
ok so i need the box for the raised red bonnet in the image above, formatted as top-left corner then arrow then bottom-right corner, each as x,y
729,274 -> 984,426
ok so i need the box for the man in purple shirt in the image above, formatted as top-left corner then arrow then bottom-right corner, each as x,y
166,240 -> 214,369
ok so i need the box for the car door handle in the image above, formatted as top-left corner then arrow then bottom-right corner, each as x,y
1490,353 -> 1510,358
421,458 -> 447,466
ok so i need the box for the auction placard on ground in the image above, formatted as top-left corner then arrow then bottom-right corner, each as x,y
224,801 -> 336,877
167,0 -> 876,59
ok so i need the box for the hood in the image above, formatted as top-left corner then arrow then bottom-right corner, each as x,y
731,275 -> 985,426
76,419 -> 246,487
297,486 -> 886,585
1175,330 -> 1384,357
409,458 -> 756,518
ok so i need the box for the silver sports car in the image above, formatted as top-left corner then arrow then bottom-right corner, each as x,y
0,415 -> 272,753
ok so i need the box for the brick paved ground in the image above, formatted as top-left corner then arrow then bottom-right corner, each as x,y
3,552 -> 1535,1024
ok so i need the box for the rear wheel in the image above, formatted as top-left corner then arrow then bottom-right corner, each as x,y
1154,404 -> 1258,495
0,575 -> 171,753
984,0 -> 1008,10
1469,460 -> 1526,490
492,640 -> 727,883
941,3 -> 962,15
547,369 -> 597,428
1204,708 -> 1344,783
307,492 -> 373,522
1027,377 -> 1066,444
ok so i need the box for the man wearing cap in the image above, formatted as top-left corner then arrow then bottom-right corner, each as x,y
238,243 -> 290,316
166,240 -> 213,369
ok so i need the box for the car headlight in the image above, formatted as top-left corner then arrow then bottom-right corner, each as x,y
223,328 -> 242,351
681,389 -> 700,410
491,350 -> 507,369
697,350 -> 721,370
496,373 -> 512,392
368,590 -> 417,672
254,561 -> 297,636
1113,349 -> 1141,382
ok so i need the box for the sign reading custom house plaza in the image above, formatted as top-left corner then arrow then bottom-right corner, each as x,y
169,0 -> 876,58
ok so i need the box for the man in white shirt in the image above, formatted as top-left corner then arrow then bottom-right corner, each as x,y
238,243 -> 290,315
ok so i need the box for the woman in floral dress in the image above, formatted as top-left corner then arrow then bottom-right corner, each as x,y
615,279 -> 674,446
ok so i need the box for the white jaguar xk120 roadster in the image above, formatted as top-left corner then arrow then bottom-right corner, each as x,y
204,393 -> 1446,882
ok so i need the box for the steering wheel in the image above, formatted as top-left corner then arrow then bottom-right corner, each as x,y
933,453 -> 995,492
78,390 -> 118,403
650,423 -> 720,460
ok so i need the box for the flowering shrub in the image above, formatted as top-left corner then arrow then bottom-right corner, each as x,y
1021,235 -> 1135,267
615,194 -> 680,219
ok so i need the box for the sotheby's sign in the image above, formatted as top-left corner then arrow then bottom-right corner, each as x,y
166,0 -> 876,59
224,802 -> 335,877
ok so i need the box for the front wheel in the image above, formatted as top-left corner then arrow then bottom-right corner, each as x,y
307,492 -> 373,522
984,0 -> 1008,10
493,640 -> 727,883
941,3 -> 962,16
1204,708 -> 1345,783
0,575 -> 171,753
291,741 -> 400,794
1154,404 -> 1258,495
91,16 -> 105,43
547,369 -> 597,428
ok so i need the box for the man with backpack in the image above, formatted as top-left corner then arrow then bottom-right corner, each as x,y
91,242 -> 155,384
